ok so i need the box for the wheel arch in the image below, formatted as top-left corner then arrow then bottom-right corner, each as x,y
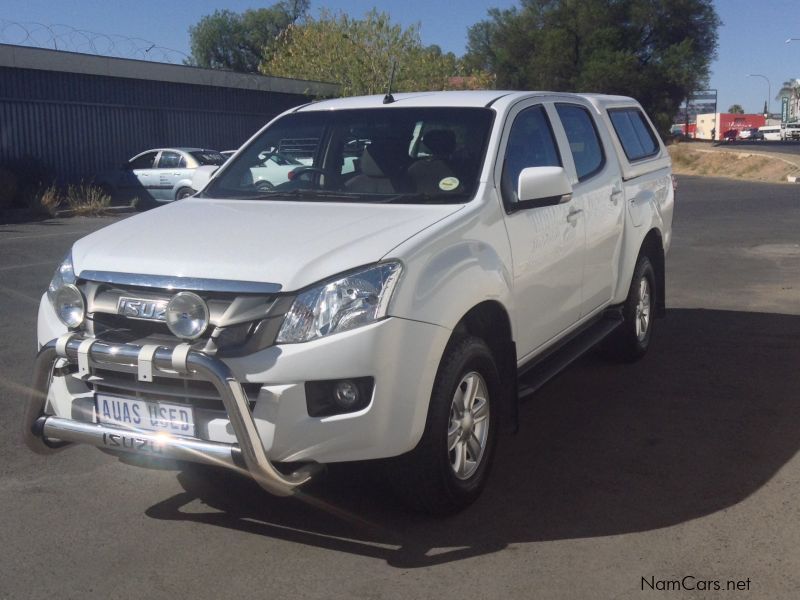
639,228 -> 666,317
449,300 -> 518,433
173,179 -> 195,200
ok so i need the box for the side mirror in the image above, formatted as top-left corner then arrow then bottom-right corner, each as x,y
516,166 -> 572,208
191,165 -> 219,192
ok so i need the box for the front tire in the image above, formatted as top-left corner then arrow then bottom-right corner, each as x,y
389,336 -> 500,515
599,254 -> 656,362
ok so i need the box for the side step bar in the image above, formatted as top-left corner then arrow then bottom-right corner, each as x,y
24,335 -> 321,497
518,310 -> 624,400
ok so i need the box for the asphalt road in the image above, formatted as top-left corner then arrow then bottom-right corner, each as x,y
2,177 -> 800,599
702,139 -> 800,155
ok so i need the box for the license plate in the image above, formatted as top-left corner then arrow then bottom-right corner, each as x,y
96,394 -> 195,437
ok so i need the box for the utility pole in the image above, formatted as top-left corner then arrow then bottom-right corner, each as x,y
747,74 -> 771,117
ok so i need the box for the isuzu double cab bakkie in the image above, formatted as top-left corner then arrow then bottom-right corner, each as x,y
26,91 -> 674,514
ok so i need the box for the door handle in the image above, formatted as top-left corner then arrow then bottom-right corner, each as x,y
566,207 -> 583,224
610,188 -> 623,204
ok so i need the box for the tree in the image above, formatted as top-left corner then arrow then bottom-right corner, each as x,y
728,104 -> 744,114
188,1 -> 309,73
261,9 -> 493,96
464,0 -> 721,134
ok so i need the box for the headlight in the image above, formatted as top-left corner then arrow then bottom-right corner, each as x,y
165,292 -> 209,340
277,262 -> 402,343
47,253 -> 85,329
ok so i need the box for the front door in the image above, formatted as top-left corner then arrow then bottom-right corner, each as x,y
123,150 -> 159,201
498,101 -> 586,360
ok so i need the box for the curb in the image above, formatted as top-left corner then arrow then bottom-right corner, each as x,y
54,204 -> 137,218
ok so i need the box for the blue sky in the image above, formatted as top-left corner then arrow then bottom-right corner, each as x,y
0,0 -> 796,116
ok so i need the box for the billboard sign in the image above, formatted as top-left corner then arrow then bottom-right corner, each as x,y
782,96 -> 789,123
675,90 -> 718,124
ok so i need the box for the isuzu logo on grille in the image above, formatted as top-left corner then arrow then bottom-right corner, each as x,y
117,297 -> 168,321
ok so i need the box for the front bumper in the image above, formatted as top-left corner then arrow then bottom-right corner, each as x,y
24,335 -> 319,496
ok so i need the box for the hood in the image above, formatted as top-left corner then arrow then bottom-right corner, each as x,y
72,198 -> 462,291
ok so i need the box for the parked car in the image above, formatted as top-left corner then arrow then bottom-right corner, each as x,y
249,149 -> 307,190
783,124 -> 800,140
95,148 -> 226,206
206,149 -> 359,190
722,129 -> 739,142
739,127 -> 764,142
26,91 -> 674,515
759,125 -> 782,141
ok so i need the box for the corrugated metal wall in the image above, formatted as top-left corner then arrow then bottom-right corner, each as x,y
0,66 -> 312,182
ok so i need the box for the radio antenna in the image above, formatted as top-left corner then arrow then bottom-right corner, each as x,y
383,61 -> 397,104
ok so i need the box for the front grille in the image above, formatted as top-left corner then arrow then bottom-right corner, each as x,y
88,367 -> 260,412
91,313 -> 174,339
78,280 -> 286,354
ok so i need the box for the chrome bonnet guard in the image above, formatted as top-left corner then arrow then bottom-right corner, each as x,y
24,335 -> 320,497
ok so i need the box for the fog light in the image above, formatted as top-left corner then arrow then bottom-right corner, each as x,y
334,380 -> 359,409
53,284 -> 85,329
305,377 -> 374,417
165,291 -> 209,340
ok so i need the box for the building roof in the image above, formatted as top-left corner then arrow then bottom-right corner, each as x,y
0,43 -> 339,97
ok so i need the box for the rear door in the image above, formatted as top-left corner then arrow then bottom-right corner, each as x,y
552,102 -> 624,316
154,150 -> 185,200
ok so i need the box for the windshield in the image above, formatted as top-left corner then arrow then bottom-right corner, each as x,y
203,107 -> 494,203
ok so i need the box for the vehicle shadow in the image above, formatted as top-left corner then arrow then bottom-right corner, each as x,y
146,308 -> 800,568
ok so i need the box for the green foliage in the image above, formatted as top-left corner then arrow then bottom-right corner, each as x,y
261,9 -> 493,96
464,0 -> 721,134
188,1 -> 310,72
728,104 -> 744,114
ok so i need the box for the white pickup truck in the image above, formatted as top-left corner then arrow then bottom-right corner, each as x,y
26,91 -> 674,514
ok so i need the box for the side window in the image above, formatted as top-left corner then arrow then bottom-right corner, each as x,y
555,104 -> 605,181
501,105 -> 562,205
608,108 -> 659,161
129,152 -> 157,170
158,151 -> 182,169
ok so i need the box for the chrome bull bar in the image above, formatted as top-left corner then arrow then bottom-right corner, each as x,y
24,335 -> 320,497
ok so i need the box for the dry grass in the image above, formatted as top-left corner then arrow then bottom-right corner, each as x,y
668,144 -> 799,183
28,184 -> 61,217
65,183 -> 112,216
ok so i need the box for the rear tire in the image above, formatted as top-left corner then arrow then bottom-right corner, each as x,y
598,254 -> 656,362
255,180 -> 274,192
176,187 -> 195,200
388,336 -> 500,515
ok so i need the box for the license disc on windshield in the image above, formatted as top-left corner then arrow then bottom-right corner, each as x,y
96,394 -> 195,437
439,176 -> 460,191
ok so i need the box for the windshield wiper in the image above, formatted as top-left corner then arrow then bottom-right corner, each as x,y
380,192 -> 468,205
247,189 -> 365,202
